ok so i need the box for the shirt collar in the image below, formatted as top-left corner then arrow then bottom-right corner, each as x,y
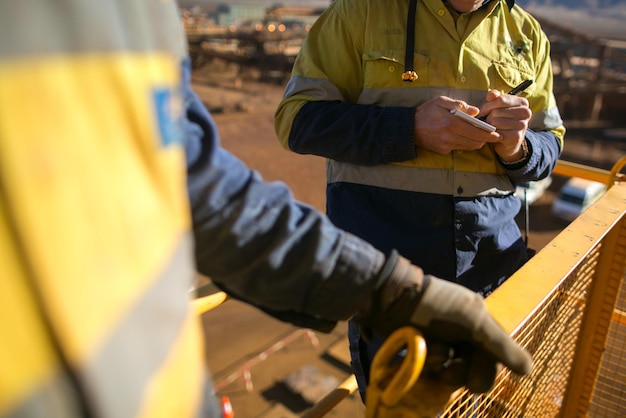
479,0 -> 516,10
443,0 -> 514,13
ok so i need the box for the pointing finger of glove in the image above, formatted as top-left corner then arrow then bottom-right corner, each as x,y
477,313 -> 533,376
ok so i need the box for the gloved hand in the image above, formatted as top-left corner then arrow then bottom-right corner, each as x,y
360,250 -> 533,394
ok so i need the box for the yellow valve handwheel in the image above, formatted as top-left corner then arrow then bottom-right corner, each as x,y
366,326 -> 427,417
366,327 -> 459,418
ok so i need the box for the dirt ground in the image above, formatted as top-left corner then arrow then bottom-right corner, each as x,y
191,66 -> 626,418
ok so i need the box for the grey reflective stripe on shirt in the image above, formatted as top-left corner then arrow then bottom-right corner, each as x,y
530,105 -> 564,132
0,0 -> 186,59
3,235 -> 202,418
327,160 -> 515,197
283,75 -> 346,101
358,86 -> 487,107
360,86 -> 563,132
286,75 -> 563,133
4,373 -> 84,418
83,234 -> 199,418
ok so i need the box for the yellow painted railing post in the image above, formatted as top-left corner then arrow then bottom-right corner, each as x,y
300,376 -> 359,418
559,209 -> 626,417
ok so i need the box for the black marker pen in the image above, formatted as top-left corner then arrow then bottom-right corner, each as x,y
508,79 -> 533,95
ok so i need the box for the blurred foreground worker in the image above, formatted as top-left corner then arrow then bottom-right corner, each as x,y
274,0 -> 564,398
0,1 -> 531,417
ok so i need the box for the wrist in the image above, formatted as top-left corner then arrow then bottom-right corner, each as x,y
379,253 -> 426,310
499,139 -> 529,166
358,250 -> 429,336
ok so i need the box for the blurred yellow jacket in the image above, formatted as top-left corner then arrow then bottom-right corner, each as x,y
0,1 -> 211,417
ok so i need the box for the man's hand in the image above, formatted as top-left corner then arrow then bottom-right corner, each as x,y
413,96 -> 499,155
479,90 -> 532,163
361,252 -> 533,394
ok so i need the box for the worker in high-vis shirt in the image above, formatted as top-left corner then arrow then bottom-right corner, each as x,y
274,0 -> 564,399
0,1 -> 532,417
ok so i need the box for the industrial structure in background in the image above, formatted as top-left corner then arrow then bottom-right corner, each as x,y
182,3 -> 626,125
541,19 -> 626,125
183,5 -> 324,83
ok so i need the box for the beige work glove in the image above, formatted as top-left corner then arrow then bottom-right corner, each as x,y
360,251 -> 533,394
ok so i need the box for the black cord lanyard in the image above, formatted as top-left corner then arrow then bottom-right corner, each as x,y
402,0 -> 419,81
402,0 -> 513,82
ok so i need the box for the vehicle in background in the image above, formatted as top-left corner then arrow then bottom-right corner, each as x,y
551,177 -> 606,222
515,177 -> 553,205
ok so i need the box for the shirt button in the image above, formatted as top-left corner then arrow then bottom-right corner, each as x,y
460,76 -> 467,83
438,9 -> 445,16
457,186 -> 464,195
388,66 -> 395,73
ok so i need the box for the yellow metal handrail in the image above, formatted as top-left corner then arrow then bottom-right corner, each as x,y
553,158 -> 626,187
192,282 -> 229,315
300,376 -> 359,418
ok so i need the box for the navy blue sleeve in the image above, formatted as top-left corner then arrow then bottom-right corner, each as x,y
503,129 -> 562,183
288,101 -> 417,166
180,58 -> 385,326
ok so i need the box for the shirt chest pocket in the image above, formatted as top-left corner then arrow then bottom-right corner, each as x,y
490,60 -> 536,96
362,50 -> 430,91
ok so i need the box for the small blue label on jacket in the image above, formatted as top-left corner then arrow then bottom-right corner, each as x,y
153,87 -> 183,147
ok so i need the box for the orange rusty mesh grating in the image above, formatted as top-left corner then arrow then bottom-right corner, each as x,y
588,234 -> 626,418
439,241 -> 625,418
